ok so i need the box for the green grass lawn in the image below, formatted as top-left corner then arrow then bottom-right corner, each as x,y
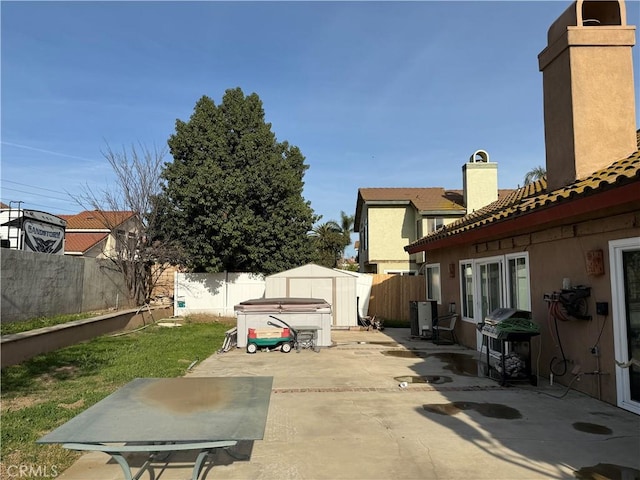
0,317 -> 234,479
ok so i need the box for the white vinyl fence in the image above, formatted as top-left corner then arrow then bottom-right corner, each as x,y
173,272 -> 266,317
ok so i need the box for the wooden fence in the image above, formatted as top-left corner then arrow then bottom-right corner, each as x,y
367,274 -> 426,321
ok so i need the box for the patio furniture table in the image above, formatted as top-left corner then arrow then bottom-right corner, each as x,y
37,376 -> 273,480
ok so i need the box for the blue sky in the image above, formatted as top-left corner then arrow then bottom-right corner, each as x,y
2,1 -> 639,256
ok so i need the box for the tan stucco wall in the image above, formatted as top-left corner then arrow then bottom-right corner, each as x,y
425,211 -> 640,406
101,217 -> 141,259
375,261 -> 417,274
539,25 -> 637,191
462,162 -> 498,213
368,206 -> 416,268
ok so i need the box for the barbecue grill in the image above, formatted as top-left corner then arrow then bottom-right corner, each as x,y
480,307 -> 534,339
480,307 -> 539,386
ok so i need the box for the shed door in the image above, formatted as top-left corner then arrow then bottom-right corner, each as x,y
288,277 -> 333,303
288,278 -> 334,323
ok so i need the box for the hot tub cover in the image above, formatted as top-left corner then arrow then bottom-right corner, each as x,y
234,297 -> 331,313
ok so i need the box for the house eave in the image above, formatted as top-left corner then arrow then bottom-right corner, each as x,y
417,209 -> 466,216
405,183 -> 639,254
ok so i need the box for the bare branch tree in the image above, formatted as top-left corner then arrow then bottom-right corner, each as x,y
72,143 -> 185,306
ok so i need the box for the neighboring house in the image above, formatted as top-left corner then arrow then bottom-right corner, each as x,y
406,0 -> 639,414
354,153 -> 513,275
62,210 -> 141,258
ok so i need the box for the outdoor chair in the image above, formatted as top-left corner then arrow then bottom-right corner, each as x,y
432,313 -> 458,345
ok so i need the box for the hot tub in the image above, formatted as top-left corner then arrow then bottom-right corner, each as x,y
234,298 -> 332,348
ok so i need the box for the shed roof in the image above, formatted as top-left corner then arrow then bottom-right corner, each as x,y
267,263 -> 355,278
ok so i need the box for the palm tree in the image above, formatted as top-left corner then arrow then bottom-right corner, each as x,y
339,211 -> 355,259
524,166 -> 546,185
309,221 -> 343,268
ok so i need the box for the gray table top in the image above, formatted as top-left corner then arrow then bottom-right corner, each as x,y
37,377 -> 273,444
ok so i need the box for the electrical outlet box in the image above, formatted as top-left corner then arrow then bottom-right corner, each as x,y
596,302 -> 609,316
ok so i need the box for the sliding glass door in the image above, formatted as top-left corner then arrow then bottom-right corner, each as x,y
610,238 -> 640,415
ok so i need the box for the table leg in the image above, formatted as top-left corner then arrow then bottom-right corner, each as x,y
108,452 -> 137,480
192,449 -> 212,480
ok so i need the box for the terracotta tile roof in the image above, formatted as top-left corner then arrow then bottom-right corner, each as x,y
355,187 -> 515,229
64,232 -> 108,254
358,187 -> 465,211
406,132 -> 640,252
64,210 -> 137,230
0,202 -> 9,209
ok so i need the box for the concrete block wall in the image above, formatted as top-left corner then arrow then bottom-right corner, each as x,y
1,249 -> 131,323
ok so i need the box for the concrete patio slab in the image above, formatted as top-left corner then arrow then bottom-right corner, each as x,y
55,328 -> 640,480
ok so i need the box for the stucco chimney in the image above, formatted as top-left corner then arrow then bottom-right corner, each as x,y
462,150 -> 498,213
538,0 -> 637,192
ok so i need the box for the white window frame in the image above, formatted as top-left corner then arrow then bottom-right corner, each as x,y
459,253 -> 530,353
427,217 -> 444,233
609,237 -> 640,415
383,270 -> 416,276
473,254 -> 505,318
459,260 -> 474,322
459,254 -> 530,323
505,252 -> 531,311
425,263 -> 441,304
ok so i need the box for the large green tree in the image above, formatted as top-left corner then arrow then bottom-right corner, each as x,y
156,88 -> 316,274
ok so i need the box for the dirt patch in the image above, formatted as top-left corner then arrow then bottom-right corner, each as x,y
39,365 -> 80,384
58,399 -> 85,410
1,395 -> 44,411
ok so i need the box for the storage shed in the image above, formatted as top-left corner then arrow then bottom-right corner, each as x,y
265,264 -> 357,327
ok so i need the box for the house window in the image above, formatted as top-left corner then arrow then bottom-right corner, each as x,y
426,264 -> 441,303
462,254 -> 532,354
385,270 -> 416,276
427,218 -> 444,233
362,217 -> 368,252
507,254 -> 530,310
479,260 -> 503,320
460,261 -> 474,319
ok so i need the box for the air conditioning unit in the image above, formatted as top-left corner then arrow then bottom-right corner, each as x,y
410,300 -> 437,336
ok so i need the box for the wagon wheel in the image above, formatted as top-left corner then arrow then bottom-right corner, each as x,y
247,343 -> 258,354
281,342 -> 292,353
